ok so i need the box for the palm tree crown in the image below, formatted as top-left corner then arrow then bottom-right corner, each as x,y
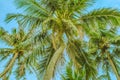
0,26 -> 41,79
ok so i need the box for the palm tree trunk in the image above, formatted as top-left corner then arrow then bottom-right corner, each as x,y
2,75 -> 7,80
0,53 -> 18,78
43,45 -> 65,80
107,53 -> 120,80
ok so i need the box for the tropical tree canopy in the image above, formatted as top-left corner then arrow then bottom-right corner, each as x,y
0,0 -> 120,80
0,25 -> 39,80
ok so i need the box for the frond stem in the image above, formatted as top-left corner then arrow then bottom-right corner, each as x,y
107,52 -> 120,80
0,52 -> 18,78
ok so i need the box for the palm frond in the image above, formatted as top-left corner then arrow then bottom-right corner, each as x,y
5,14 -> 43,28
80,8 -> 120,36
0,28 -> 13,46
14,0 -> 49,16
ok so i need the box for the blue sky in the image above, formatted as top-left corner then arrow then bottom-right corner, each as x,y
0,0 -> 120,80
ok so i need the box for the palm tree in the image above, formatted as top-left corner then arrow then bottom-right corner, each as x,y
89,28 -> 120,80
63,28 -> 120,80
4,0 -> 120,80
0,25 -> 46,80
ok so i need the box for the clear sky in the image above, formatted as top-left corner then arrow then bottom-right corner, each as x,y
0,0 -> 120,80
